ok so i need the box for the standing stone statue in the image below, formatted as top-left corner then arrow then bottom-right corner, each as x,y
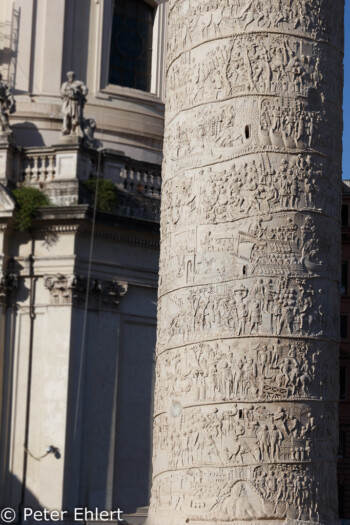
61,71 -> 88,137
147,1 -> 344,525
0,73 -> 15,134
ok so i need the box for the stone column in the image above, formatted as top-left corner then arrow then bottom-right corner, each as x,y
148,1 -> 344,524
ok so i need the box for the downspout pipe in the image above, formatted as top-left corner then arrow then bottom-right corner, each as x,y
19,237 -> 35,524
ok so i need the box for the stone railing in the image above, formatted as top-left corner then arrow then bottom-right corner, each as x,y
22,149 -> 57,182
118,164 -> 161,198
101,152 -> 161,222
11,145 -> 161,222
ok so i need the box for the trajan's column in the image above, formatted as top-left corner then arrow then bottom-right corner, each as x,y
148,1 -> 344,524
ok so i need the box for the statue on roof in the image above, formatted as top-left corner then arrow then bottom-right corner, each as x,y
61,71 -> 88,137
0,73 -> 16,134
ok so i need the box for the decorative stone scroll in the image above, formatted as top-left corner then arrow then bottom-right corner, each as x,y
43,274 -> 128,308
147,1 -> 343,524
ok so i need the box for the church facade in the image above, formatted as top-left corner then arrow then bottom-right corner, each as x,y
0,1 -> 166,523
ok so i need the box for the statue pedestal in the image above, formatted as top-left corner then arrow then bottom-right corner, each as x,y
54,143 -> 91,182
0,132 -> 15,146
58,134 -> 82,146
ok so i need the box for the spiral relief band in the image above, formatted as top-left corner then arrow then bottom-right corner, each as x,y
147,1 -> 344,524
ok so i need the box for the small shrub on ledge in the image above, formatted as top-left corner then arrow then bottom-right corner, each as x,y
12,186 -> 51,231
82,177 -> 119,213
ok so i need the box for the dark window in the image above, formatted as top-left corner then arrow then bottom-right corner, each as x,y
342,204 -> 349,226
339,485 -> 345,518
340,366 -> 347,400
339,430 -> 346,457
108,0 -> 155,92
341,261 -> 348,295
341,316 -> 348,339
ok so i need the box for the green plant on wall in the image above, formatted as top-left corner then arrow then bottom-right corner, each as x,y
12,187 -> 51,231
83,177 -> 119,213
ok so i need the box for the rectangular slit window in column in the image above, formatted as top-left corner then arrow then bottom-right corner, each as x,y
338,485 -> 345,518
341,315 -> 348,340
341,262 -> 348,295
340,366 -> 347,400
342,204 -> 349,226
338,430 -> 346,457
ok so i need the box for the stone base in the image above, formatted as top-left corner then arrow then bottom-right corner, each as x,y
58,133 -> 82,145
145,517 -> 338,525
0,132 -> 15,146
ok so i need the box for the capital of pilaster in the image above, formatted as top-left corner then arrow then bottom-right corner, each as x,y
43,273 -> 128,308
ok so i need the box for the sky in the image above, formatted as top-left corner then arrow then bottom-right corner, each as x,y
343,0 -> 350,177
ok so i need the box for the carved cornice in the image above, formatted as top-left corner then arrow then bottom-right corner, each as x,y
79,229 -> 160,247
44,274 -> 128,308
36,225 -> 160,246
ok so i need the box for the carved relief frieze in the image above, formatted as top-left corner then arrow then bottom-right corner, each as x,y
164,97 -> 340,179
160,213 -> 340,296
161,155 -> 341,238
152,401 -> 337,474
166,35 -> 342,119
150,462 -> 337,523
163,98 -> 256,171
153,339 -> 338,413
157,277 -> 338,349
167,0 -> 343,62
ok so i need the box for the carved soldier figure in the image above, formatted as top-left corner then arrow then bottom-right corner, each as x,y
61,71 -> 88,136
0,73 -> 15,134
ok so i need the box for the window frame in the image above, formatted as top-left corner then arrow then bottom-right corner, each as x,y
95,0 -> 167,102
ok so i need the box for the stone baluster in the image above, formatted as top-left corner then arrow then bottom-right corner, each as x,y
47,155 -> 55,180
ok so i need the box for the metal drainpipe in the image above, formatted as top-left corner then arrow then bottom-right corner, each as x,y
19,237 -> 35,524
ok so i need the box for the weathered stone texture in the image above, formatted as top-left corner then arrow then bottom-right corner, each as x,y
148,1 -> 344,524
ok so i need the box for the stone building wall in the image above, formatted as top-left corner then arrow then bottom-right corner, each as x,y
0,153 -> 160,522
0,0 -> 165,521
0,0 -> 167,163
